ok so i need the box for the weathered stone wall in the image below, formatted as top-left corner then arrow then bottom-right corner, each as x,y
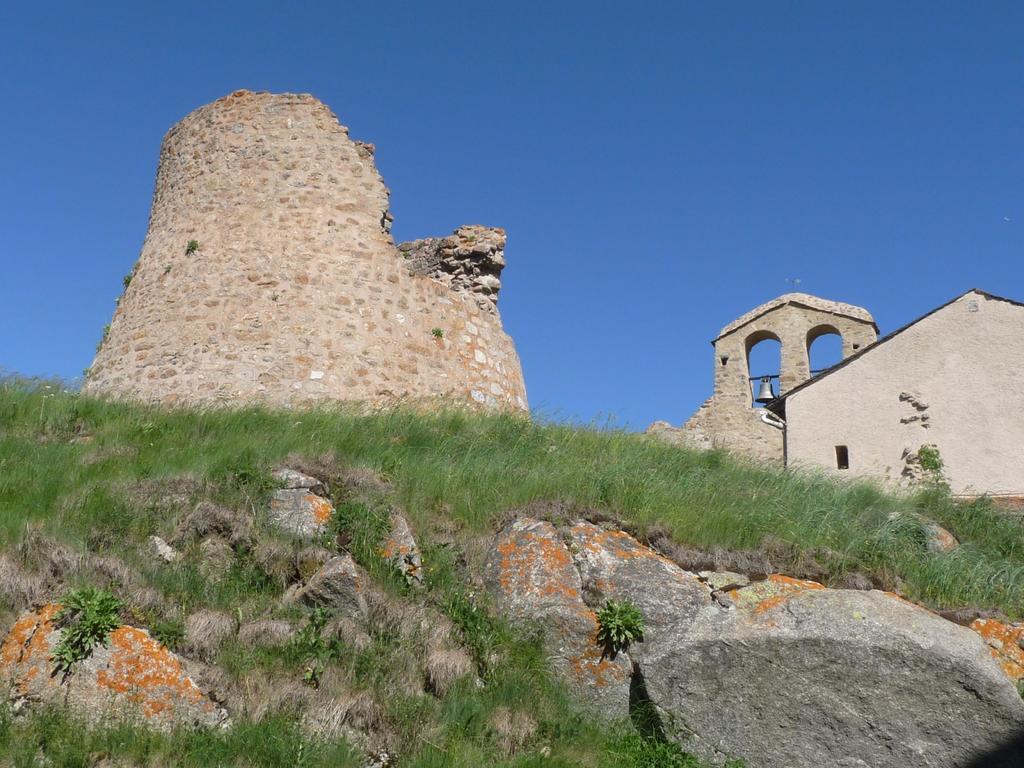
399,226 -> 506,310
680,294 -> 877,460
83,90 -> 527,410
784,291 -> 1024,495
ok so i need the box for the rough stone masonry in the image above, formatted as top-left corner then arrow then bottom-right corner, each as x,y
83,90 -> 528,410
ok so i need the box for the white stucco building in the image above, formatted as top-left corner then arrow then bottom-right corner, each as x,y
767,290 -> 1024,497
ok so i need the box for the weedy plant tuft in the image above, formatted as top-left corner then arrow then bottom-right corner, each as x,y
185,239 -> 200,255
431,327 -> 444,339
52,587 -> 123,679
596,599 -> 644,656
292,607 -> 339,688
918,444 -> 944,474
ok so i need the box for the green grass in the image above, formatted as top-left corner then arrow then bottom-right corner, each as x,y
1,378 -> 1023,766
0,706 -> 363,768
1,379 -> 1021,616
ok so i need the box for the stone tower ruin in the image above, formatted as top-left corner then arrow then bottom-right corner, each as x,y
83,90 -> 528,410
680,293 -> 877,460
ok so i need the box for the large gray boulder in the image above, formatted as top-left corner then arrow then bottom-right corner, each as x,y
484,519 -> 1024,768
649,580 -> 1024,767
483,518 -> 631,716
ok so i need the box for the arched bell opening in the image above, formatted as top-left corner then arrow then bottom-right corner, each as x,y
745,330 -> 782,408
807,324 -> 844,376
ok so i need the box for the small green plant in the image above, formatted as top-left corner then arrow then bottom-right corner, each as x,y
163,264 -> 172,275
918,444 -> 944,474
122,273 -> 133,289
51,587 -> 123,679
150,617 -> 185,650
596,599 -> 645,656
185,239 -> 200,255
431,327 -> 444,339
95,324 -> 111,353
292,607 -> 339,688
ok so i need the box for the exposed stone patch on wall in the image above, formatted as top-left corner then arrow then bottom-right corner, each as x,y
399,226 -> 507,311
899,391 -> 931,428
83,90 -> 527,411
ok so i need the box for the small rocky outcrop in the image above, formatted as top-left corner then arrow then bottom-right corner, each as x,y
147,535 -> 178,564
1,605 -> 225,730
925,520 -> 959,553
380,513 -> 423,587
483,519 -> 632,717
484,518 -> 1024,768
971,617 -> 1024,684
286,554 -> 367,617
269,469 -> 335,541
399,225 -> 507,309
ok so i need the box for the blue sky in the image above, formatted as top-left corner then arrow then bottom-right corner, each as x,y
1,2 -> 1021,427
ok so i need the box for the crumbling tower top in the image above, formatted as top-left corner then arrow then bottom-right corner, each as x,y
83,90 -> 527,409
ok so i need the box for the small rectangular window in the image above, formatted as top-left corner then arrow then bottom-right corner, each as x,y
835,445 -> 849,470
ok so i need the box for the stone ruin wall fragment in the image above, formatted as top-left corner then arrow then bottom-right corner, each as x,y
83,90 -> 527,410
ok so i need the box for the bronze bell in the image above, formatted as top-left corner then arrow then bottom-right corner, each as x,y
754,376 -> 776,404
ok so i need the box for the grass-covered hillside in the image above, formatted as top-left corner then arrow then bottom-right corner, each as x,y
1,380 -> 1023,767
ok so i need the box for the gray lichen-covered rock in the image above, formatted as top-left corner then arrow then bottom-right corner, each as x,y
567,521 -> 710,655
1,605 -> 226,730
483,518 -> 631,717
197,537 -> 234,581
649,577 -> 1024,768
272,468 -> 326,495
380,512 -> 423,587
287,554 -> 367,617
268,489 -> 335,541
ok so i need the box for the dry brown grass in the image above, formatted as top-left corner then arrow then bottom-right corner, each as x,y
182,609 -> 236,661
237,618 -> 296,649
251,538 -> 297,586
173,501 -> 253,551
424,647 -> 475,697
488,706 -> 538,756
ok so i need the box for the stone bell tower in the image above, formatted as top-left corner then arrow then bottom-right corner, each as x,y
681,293 -> 877,460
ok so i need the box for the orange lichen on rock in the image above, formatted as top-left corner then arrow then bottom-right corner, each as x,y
97,626 -> 212,720
1,604 -> 61,696
380,537 -> 410,559
567,640 -> 630,689
570,525 -> 663,563
727,574 -> 825,616
305,494 -> 334,525
970,619 -> 1024,683
494,527 -> 580,602
1,603 -> 59,665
